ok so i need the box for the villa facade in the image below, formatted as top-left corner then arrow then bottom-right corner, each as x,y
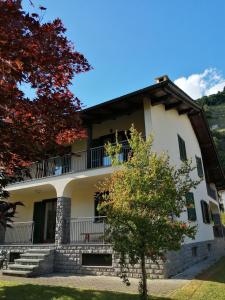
1,75 -> 225,278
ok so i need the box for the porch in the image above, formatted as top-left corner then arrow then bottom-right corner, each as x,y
3,176 -> 110,247
3,217 -> 108,246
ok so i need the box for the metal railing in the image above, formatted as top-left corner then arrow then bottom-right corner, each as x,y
12,142 -> 130,183
207,184 -> 217,201
4,221 -> 34,244
68,216 -> 108,244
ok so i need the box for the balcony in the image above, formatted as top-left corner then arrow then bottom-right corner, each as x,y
12,142 -> 130,183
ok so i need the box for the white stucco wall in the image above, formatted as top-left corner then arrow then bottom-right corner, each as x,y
7,98 -> 218,246
144,100 -> 215,244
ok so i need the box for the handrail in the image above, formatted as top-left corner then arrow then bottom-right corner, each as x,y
11,142 -> 130,184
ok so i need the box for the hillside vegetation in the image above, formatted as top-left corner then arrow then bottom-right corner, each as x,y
197,90 -> 225,173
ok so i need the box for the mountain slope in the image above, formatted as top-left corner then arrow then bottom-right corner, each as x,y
197,90 -> 225,174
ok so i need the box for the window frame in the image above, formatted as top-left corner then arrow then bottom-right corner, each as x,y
200,200 -> 211,224
196,155 -> 204,178
186,192 -> 197,222
177,134 -> 187,161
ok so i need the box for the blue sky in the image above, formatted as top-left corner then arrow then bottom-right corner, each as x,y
23,0 -> 225,107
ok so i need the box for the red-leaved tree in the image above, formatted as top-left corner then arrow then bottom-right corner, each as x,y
0,0 -> 91,221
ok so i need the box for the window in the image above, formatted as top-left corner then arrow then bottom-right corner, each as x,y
186,192 -> 197,221
178,135 -> 187,161
201,200 -> 211,224
82,254 -> 112,266
94,192 -> 108,222
196,156 -> 204,178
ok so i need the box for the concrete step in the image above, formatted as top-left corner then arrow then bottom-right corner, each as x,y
14,258 -> 43,265
2,269 -> 31,277
8,264 -> 37,271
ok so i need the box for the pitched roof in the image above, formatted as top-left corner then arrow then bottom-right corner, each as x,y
82,78 -> 225,190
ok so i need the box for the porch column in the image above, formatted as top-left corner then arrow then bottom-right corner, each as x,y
55,197 -> 71,246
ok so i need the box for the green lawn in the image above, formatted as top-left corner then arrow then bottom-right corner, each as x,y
1,258 -> 225,300
171,257 -> 225,300
0,281 -> 167,300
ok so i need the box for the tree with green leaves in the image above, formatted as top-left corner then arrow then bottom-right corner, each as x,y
98,126 -> 199,300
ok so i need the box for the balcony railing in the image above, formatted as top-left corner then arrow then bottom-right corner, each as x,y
4,221 -> 34,245
207,184 -> 217,201
67,216 -> 108,244
12,142 -> 130,183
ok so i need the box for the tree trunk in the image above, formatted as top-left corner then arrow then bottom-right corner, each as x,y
140,253 -> 148,300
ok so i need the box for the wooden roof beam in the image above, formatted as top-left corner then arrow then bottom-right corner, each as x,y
178,107 -> 193,115
151,95 -> 172,106
165,101 -> 181,110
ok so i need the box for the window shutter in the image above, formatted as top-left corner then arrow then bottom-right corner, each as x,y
94,191 -> 108,222
178,135 -> 187,161
186,192 -> 197,221
201,200 -> 210,224
196,156 -> 204,177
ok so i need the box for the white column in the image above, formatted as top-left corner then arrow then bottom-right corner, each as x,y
143,97 -> 152,137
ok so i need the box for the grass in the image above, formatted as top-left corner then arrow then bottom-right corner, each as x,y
1,258 -> 225,300
171,256 -> 225,300
0,281 -> 168,300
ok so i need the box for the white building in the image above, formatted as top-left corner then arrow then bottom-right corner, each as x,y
2,75 -> 225,278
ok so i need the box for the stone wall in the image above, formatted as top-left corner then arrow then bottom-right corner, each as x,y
165,238 -> 225,277
0,238 -> 224,279
54,244 -> 165,279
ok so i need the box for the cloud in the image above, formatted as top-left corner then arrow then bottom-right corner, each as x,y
174,68 -> 225,99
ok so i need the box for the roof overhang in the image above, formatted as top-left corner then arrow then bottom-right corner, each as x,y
82,79 -> 225,190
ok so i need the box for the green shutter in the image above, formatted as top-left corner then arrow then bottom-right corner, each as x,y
33,201 -> 45,244
178,135 -> 187,161
196,156 -> 204,177
186,192 -> 197,221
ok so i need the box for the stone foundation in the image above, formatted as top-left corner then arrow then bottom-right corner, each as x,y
0,238 -> 225,279
165,238 -> 225,277
54,244 -> 165,279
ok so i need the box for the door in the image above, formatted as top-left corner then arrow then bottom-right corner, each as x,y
33,201 -> 46,244
33,199 -> 57,244
43,200 -> 57,243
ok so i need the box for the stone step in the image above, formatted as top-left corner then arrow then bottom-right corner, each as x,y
27,249 -> 52,254
14,258 -> 43,265
2,269 -> 31,277
8,264 -> 37,271
20,253 -> 48,259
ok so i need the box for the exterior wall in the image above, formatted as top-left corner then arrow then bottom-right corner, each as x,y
70,181 -> 96,218
71,109 -> 145,153
144,102 -> 215,244
7,187 -> 56,222
92,109 -> 145,140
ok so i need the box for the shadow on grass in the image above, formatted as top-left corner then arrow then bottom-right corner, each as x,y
197,256 -> 225,284
0,283 -> 172,300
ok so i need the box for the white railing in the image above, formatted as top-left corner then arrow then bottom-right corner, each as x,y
4,221 -> 34,244
67,216 -> 108,244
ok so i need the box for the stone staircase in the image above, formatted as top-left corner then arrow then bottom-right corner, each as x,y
2,248 -> 54,277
